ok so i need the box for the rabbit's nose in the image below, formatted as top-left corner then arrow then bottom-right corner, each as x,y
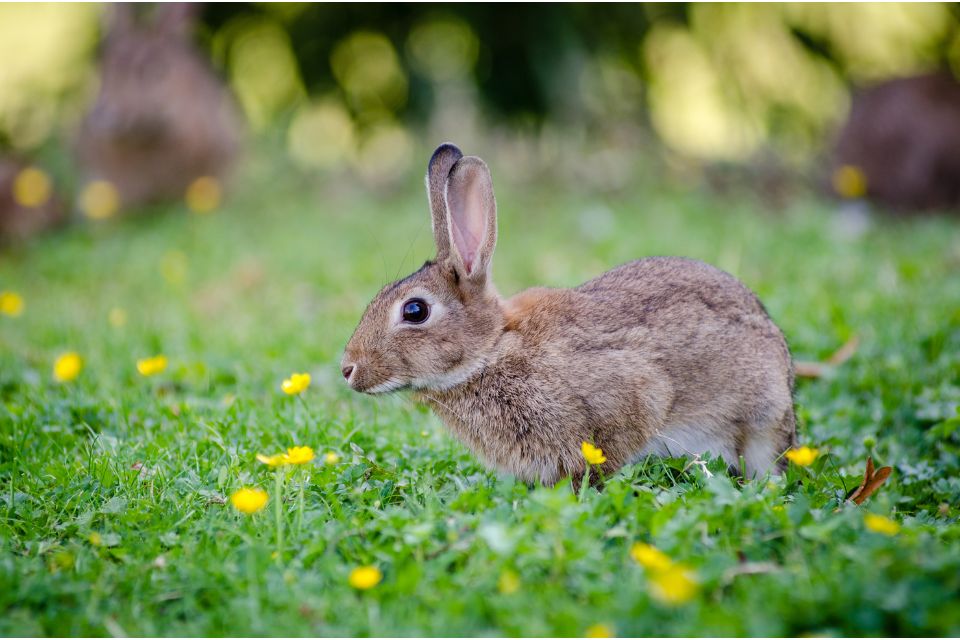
341,364 -> 355,381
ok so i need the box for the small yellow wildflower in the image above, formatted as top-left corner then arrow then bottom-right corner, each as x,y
497,569 -> 521,595
230,487 -> 268,514
281,372 -> 311,395
584,623 -> 615,638
136,355 -> 168,376
648,564 -> 699,606
785,446 -> 819,467
108,307 -> 127,328
256,453 -> 287,467
53,352 -> 83,383
88,532 -> 103,546
0,291 -> 24,317
630,542 -> 673,572
581,441 -> 606,465
832,164 -> 867,199
348,565 -> 383,590
285,446 -> 315,465
13,167 -> 52,208
864,514 -> 900,536
80,180 -> 120,220
185,176 -> 222,214
258,446 -> 315,467
324,451 -> 341,465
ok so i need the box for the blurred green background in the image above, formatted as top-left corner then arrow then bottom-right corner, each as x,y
3,2 -> 960,185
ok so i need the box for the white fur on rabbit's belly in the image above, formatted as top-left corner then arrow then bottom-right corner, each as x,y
636,422 -> 737,468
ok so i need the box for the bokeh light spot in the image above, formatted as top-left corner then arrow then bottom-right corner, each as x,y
160,250 -> 189,285
287,99 -> 355,170
80,180 -> 120,220
407,18 -> 479,83
353,122 -> 414,186
331,32 -> 408,114
12,166 -> 52,208
185,176 -> 222,214
832,164 -> 868,199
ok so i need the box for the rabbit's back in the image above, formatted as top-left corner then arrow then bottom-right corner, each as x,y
577,256 -> 794,472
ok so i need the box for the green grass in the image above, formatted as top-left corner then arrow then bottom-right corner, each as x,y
2,149 -> 960,636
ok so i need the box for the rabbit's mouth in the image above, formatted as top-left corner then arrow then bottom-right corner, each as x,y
361,378 -> 409,395
340,361 -> 409,395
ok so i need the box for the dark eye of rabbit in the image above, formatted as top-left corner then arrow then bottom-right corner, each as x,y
401,299 -> 430,324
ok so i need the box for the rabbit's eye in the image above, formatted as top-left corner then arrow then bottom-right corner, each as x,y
401,298 -> 430,324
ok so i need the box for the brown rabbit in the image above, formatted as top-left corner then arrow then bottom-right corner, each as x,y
0,157 -> 66,243
76,3 -> 241,210
342,143 -> 796,486
831,71 -> 960,212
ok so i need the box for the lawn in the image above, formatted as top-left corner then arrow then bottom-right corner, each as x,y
2,148 -> 959,636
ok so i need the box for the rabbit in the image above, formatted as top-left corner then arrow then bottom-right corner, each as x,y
0,157 -> 66,243
831,71 -> 960,213
76,3 -> 242,210
341,143 -> 796,486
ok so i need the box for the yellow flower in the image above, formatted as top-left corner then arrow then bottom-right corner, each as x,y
285,446 -> 315,465
53,352 -> 83,382
348,565 -> 383,590
0,291 -> 24,317
258,446 -> 315,467
185,176 -> 222,214
257,453 -> 288,467
630,542 -> 673,572
864,514 -> 900,536
281,372 -> 311,395
648,564 -> 699,606
497,569 -> 521,595
230,487 -> 268,514
137,355 -> 168,376
108,307 -> 127,328
13,167 -> 52,208
324,451 -> 341,465
832,164 -> 867,199
88,532 -> 102,546
80,180 -> 120,220
581,441 -> 606,465
585,623 -> 615,638
785,446 -> 819,467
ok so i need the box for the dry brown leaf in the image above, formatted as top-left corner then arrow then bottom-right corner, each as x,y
795,335 -> 860,379
847,456 -> 893,505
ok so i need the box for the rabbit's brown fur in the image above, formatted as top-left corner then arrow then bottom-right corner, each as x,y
343,143 -> 795,485
76,4 -> 241,210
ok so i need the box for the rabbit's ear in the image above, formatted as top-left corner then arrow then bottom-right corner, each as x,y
426,143 -> 462,260
154,3 -> 198,38
445,156 -> 497,281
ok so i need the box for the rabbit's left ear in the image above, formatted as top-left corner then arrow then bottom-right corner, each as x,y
426,143 -> 463,261
444,156 -> 497,282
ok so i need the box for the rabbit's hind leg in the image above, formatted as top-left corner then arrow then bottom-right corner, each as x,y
743,408 -> 796,477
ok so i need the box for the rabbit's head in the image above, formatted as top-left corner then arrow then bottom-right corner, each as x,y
342,144 -> 504,394
86,3 -> 202,144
